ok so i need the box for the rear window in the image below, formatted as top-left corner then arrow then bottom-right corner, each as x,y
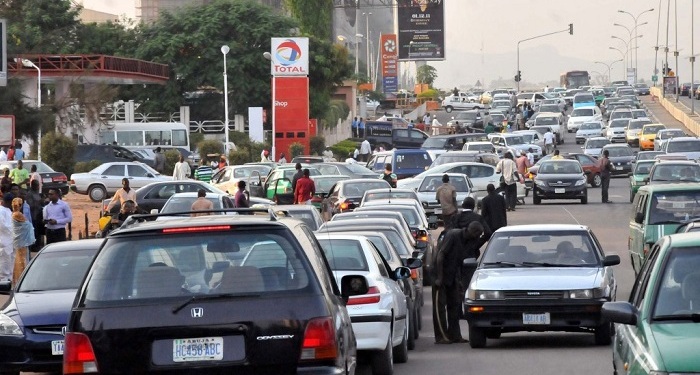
396,152 -> 431,170
571,108 -> 594,117
317,239 -> 368,271
465,143 -> 494,153
649,191 -> 700,224
419,176 -> 469,192
643,125 -> 666,135
574,94 -> 594,103
81,229 -> 313,305
628,120 -> 651,129
342,181 -> 390,196
535,116 -> 558,125
363,191 -> 417,202
667,140 -> 700,153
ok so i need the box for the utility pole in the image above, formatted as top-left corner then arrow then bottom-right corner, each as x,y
517,24 -> 573,92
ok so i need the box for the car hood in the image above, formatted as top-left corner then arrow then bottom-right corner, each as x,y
576,129 -> 601,134
649,323 -> 700,371
569,116 -> 595,123
536,173 -> 586,181
5,290 -> 78,327
510,143 -> 540,151
472,267 -> 601,290
396,178 -> 420,190
608,156 -> 635,163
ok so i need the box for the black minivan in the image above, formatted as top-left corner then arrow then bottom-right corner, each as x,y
64,213 -> 369,374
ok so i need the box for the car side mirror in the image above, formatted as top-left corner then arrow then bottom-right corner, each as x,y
601,301 -> 638,325
603,255 -> 621,267
393,266 -> 412,280
634,211 -> 644,224
340,275 -> 369,303
0,280 -> 11,294
147,173 -> 155,178
462,258 -> 478,269
405,258 -> 423,269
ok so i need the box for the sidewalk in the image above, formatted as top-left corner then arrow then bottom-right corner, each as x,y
641,96 -> 687,130
647,87 -> 700,135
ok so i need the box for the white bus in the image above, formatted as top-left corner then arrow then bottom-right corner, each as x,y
98,122 -> 190,151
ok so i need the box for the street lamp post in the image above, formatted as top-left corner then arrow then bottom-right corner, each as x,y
619,8 -> 654,84
609,46 -> 627,79
18,59 -> 41,161
613,23 -> 633,68
363,12 -> 372,78
516,24 -> 574,92
221,45 -> 230,157
594,59 -> 623,84
263,52 -> 276,160
611,35 -> 630,69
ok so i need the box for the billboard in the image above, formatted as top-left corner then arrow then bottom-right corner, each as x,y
397,0 -> 445,61
273,76 -> 310,161
380,34 -> 399,94
0,115 -> 15,146
270,37 -> 309,76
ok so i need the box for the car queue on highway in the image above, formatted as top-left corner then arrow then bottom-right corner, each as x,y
2,82 -> 700,375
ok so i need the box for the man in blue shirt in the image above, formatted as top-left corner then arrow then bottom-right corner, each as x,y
358,117 -> 365,138
351,117 -> 358,138
13,145 -> 24,161
42,189 -> 72,244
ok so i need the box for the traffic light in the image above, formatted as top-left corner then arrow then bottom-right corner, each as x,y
569,23 -> 573,35
514,71 -> 522,82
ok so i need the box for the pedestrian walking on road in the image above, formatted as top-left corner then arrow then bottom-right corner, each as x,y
173,155 -> 191,180
450,197 -> 492,246
481,183 -> 507,232
435,174 -> 458,228
294,169 -> 316,205
106,178 -> 137,213
190,189 -> 214,217
544,129 -> 555,155
359,139 -> 371,162
496,152 -> 518,211
599,149 -> 613,203
351,117 -> 358,138
194,159 -> 213,183
291,163 -> 303,198
11,197 -> 34,286
42,189 -> 72,244
234,181 -> 249,208
29,164 -> 42,194
358,118 -> 366,138
154,147 -> 165,173
278,153 -> 287,164
431,116 -> 443,136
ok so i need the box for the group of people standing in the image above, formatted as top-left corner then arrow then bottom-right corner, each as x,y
0,172 -> 72,285
351,117 -> 366,138
0,143 -> 26,162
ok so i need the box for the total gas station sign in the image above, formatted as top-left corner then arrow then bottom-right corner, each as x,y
270,37 -> 309,76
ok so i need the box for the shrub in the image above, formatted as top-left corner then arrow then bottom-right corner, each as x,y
189,132 -> 205,148
197,140 -> 224,164
417,89 -> 439,100
310,135 -> 325,156
330,139 -> 358,160
227,141 -> 267,165
74,160 -> 102,173
41,132 -> 77,177
322,100 -> 350,129
289,142 -> 305,158
163,149 -> 181,176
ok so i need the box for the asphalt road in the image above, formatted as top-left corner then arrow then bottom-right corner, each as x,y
9,98 -> 671,375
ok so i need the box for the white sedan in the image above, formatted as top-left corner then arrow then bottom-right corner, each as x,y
315,233 -> 413,373
69,162 -> 170,202
575,121 -> 606,144
415,173 -> 477,216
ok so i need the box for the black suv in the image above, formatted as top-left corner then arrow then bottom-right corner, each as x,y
64,210 -> 365,374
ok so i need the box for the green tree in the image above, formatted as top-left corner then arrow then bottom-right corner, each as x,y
416,65 -> 438,86
0,0 -> 81,54
308,36 -> 352,123
283,0 -> 333,39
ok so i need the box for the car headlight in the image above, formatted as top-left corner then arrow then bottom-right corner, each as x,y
575,178 -> 586,186
467,289 -> 503,300
535,180 -> 547,187
0,313 -> 22,336
566,288 -> 604,299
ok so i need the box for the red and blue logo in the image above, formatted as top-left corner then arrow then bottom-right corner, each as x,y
275,39 -> 303,66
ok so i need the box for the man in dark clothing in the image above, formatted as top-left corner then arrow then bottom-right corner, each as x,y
432,221 -> 484,344
381,163 -> 397,188
291,163 -> 303,202
450,197 -> 492,248
599,149 -> 613,203
480,183 -> 507,232
234,181 -> 249,208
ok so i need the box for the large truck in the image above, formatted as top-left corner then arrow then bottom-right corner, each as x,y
559,71 -> 591,89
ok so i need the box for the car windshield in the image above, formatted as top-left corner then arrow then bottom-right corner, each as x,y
516,93 -> 532,100
632,110 -> 648,118
18,249 -> 96,292
466,143 -> 495,152
648,191 -> 700,225
363,191 -> 416,202
505,136 -> 526,145
162,196 -> 223,213
313,177 -> 348,193
535,117 -> 558,125
605,147 -> 633,157
422,137 -> 447,148
634,161 -> 654,174
82,229 -> 312,304
635,84 -> 649,88
482,231 -> 599,267
419,176 -> 469,192
539,105 -> 560,113
342,181 -> 391,197
434,154 -> 477,165
537,161 -> 582,174
628,121 -> 649,130
585,139 -> 610,149
571,108 -> 594,117
651,164 -> 700,182
652,249 -> 700,318
574,95 -> 594,103
643,125 -> 666,135
456,112 -> 478,121
518,134 -> 535,143
579,122 -> 601,130
609,120 -> 629,129
316,239 -> 369,271
667,140 -> 700,153
659,130 -> 686,139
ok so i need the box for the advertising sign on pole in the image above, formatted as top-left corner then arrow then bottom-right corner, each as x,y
663,76 -> 678,96
626,68 -> 636,85
381,34 -> 399,94
397,0 -> 445,61
248,107 -> 264,143
269,38 -> 309,76
274,76 -> 310,158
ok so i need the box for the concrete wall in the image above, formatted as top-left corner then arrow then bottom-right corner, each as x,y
651,87 -> 700,135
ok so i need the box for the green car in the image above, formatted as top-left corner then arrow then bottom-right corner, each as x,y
628,160 -> 654,202
603,232 -> 700,374
262,165 -> 320,200
591,88 -> 605,105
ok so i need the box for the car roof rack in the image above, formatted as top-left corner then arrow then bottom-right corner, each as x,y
120,207 -> 280,229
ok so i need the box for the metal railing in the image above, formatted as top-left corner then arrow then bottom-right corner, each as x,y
9,54 -> 169,82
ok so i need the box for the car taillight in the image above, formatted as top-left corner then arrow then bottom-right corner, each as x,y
70,179 -> 75,185
338,201 -> 354,211
53,175 -> 68,182
417,229 -> 428,242
300,317 -> 337,361
347,286 -> 380,305
63,332 -> 98,374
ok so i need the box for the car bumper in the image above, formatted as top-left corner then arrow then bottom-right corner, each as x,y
566,123 -> 581,131
464,299 -> 607,330
639,139 -> 655,150
534,185 -> 587,200
69,184 -> 87,195
297,367 -> 347,375
350,319 -> 392,351
610,164 -> 632,175
0,333 -> 64,373
608,135 -> 626,143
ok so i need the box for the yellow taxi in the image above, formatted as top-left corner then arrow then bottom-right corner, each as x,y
638,123 -> 667,151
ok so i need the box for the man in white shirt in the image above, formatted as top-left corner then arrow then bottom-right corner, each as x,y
359,139 -> 371,162
431,116 -> 442,136
423,113 -> 431,125
172,155 -> 191,180
0,147 -> 7,162
543,129 -> 555,155
0,195 -> 14,282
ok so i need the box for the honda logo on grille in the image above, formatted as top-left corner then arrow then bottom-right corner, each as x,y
191,307 -> 204,318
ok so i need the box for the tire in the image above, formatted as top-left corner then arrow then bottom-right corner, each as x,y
88,185 -> 107,202
533,194 -> 541,205
468,324 -> 487,348
594,322 -> 613,345
393,319 -> 409,363
592,173 -> 602,188
408,308 -> 416,349
630,189 -> 634,203
445,106 -> 453,113
581,195 -> 588,204
485,329 -> 502,339
372,330 -> 394,375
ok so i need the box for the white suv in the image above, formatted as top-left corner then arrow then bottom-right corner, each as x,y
567,106 -> 602,132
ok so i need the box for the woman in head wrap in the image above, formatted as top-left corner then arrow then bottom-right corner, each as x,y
12,197 -> 35,286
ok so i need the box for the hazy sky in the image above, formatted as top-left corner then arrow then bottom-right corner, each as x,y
81,0 -> 697,88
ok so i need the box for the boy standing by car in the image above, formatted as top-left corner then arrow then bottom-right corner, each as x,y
436,174 -> 458,227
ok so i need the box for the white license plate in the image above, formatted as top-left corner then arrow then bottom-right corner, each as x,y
554,188 -> 565,194
523,312 -> 550,325
51,340 -> 64,355
173,337 -> 224,362
42,177 -> 52,183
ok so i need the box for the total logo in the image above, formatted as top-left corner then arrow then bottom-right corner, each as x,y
275,100 -> 289,107
274,39 -> 307,73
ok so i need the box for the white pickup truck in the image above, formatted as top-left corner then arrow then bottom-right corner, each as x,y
441,95 -> 487,113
